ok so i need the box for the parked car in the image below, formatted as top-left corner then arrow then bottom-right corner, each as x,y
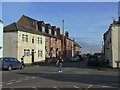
70,55 -> 80,62
1,57 -> 25,71
87,55 -> 100,66
77,55 -> 84,61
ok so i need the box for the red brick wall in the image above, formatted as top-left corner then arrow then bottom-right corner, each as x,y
50,37 -> 56,57
45,36 -> 50,58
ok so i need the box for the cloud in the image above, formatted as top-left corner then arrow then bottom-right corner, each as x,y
76,41 -> 102,54
70,36 -> 103,53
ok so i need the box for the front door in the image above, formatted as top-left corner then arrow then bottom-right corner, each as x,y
32,49 -> 34,63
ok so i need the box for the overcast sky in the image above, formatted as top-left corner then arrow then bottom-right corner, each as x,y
2,2 -> 118,53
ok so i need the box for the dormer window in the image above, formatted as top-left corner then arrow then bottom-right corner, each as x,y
49,29 -> 51,34
54,31 -> 57,36
42,27 -> 45,33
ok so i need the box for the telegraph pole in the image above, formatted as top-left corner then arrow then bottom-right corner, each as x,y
63,20 -> 64,52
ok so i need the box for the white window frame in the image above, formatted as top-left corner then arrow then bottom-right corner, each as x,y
49,29 -> 51,34
24,49 -> 30,57
72,42 -> 73,47
54,31 -> 57,36
42,27 -> 45,33
38,50 -> 42,57
53,40 -> 55,44
22,34 -> 28,42
67,40 -> 69,48
38,37 -> 42,44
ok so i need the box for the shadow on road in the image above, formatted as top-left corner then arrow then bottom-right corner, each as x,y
18,72 -> 120,88
37,60 -> 114,71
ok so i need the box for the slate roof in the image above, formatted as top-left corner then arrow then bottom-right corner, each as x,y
23,15 -> 38,22
4,22 -> 61,40
74,42 -> 81,48
4,22 -> 44,36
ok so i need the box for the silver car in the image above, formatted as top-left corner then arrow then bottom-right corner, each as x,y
71,56 -> 80,62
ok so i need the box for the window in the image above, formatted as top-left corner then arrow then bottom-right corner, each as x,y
54,31 -> 57,36
42,27 -> 45,33
24,49 -> 30,57
67,40 -> 69,47
72,42 -> 73,47
32,36 -> 34,43
38,50 -> 42,57
46,39 -> 49,44
49,29 -> 51,34
53,40 -> 55,44
22,34 -> 28,42
110,38 -> 111,43
38,37 -> 42,44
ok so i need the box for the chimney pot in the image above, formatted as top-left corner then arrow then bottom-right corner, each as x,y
57,28 -> 60,36
65,31 -> 69,38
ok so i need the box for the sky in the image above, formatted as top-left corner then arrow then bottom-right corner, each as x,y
2,2 -> 118,54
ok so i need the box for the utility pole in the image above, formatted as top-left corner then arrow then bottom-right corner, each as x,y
63,20 -> 64,52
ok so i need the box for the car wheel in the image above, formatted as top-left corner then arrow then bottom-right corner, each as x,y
8,66 -> 12,71
20,65 -> 24,69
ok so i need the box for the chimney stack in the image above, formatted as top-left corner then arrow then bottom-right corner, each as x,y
112,17 -> 116,24
57,27 -> 60,36
65,31 -> 69,38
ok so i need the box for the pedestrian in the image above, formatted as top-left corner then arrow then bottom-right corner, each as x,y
21,56 -> 24,63
56,55 -> 63,72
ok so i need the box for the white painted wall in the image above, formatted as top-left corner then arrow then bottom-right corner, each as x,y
3,31 -> 18,59
111,26 -> 119,68
0,22 -> 3,58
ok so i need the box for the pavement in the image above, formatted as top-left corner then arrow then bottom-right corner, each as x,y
1,60 -> 120,90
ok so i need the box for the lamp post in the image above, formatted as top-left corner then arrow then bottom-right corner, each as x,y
62,20 -> 64,52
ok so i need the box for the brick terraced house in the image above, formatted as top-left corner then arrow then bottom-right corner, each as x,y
3,15 -> 81,63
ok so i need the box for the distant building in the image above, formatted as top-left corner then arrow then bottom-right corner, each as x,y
103,17 -> 120,68
0,20 -> 4,58
57,28 -> 81,60
74,42 -> 82,55
4,22 -> 45,64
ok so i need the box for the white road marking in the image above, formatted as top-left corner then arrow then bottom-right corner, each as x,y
101,85 -> 110,87
31,77 -> 37,79
87,85 -> 93,89
53,86 -> 61,90
6,82 -> 13,85
73,86 -> 80,88
10,80 -> 15,82
24,78 -> 29,80
15,80 -> 22,83
25,77 -> 30,79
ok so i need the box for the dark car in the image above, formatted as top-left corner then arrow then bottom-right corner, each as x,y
87,55 -> 100,66
77,55 -> 84,61
1,57 -> 25,71
70,55 -> 80,62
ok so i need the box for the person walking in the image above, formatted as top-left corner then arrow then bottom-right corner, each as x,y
56,55 -> 63,72
21,56 -> 24,63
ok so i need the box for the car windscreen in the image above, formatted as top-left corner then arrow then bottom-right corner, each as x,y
4,58 -> 12,62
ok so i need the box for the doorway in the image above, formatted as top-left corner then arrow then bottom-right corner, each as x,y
32,49 -> 34,63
